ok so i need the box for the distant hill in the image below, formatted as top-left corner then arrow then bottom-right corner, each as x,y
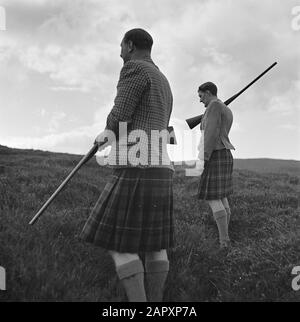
1,144 -> 299,175
174,157 -> 299,175
233,158 -> 300,175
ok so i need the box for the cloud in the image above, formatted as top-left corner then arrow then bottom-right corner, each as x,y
17,44 -> 117,92
279,124 -> 298,130
1,0 -> 129,92
1,0 -> 299,160
50,86 -> 87,92
48,111 -> 67,133
267,79 -> 300,116
0,121 -> 103,155
4,0 -> 299,101
146,0 -> 300,119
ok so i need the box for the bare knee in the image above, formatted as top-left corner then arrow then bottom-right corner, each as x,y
145,249 -> 168,262
208,199 -> 225,213
109,250 -> 140,266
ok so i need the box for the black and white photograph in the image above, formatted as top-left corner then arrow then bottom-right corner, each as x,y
0,0 -> 299,307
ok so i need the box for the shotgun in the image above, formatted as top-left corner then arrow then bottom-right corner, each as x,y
186,62 -> 277,129
29,126 -> 177,225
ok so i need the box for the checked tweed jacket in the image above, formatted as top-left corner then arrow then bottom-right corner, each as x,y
105,57 -> 174,169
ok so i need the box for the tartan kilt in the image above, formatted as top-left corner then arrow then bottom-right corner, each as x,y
80,168 -> 174,253
198,149 -> 233,200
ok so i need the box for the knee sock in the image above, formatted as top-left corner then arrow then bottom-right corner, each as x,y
145,260 -> 169,302
213,210 -> 230,246
116,259 -> 147,302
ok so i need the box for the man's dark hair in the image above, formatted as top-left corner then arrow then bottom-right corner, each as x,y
124,28 -> 153,51
198,82 -> 218,96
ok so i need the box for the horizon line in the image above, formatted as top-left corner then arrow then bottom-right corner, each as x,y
1,144 -> 299,163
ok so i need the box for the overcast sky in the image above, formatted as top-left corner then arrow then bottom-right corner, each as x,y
0,0 -> 299,161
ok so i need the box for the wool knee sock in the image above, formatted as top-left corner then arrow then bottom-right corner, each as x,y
213,210 -> 230,246
145,260 -> 169,302
116,259 -> 146,302
225,207 -> 231,226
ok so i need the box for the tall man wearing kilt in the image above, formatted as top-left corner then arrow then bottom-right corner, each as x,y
197,82 -> 235,249
80,29 -> 174,302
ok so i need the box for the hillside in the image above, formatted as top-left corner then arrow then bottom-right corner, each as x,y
1,144 -> 299,174
234,158 -> 300,175
0,145 -> 299,302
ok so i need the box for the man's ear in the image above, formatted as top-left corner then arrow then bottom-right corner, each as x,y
128,40 -> 135,52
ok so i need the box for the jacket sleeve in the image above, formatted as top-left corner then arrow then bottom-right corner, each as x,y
204,101 -> 221,161
106,61 -> 149,133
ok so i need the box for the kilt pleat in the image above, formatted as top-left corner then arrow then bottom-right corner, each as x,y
198,149 -> 233,200
80,168 -> 174,253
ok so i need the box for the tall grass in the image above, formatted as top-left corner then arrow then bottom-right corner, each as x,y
0,147 -> 299,301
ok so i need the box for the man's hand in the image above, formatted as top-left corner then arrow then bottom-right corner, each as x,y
94,130 -> 113,151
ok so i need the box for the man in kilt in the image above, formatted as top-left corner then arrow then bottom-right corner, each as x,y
80,29 -> 174,302
197,82 -> 235,248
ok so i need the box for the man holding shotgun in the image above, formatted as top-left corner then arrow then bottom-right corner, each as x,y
186,63 -> 277,249
197,82 -> 235,249
80,29 -> 174,302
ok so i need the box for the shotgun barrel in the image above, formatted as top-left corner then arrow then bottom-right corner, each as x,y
29,143 -> 99,225
186,62 -> 277,129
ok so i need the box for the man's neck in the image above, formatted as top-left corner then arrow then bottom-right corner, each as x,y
208,96 -> 218,105
130,51 -> 152,61
205,96 -> 218,107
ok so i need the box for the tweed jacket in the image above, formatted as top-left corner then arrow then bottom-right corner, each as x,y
200,98 -> 235,161
104,57 -> 174,169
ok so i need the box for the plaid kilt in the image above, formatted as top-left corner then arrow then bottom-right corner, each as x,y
80,168 -> 174,253
198,149 -> 233,200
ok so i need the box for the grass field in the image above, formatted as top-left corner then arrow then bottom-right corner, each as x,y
0,145 -> 299,302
